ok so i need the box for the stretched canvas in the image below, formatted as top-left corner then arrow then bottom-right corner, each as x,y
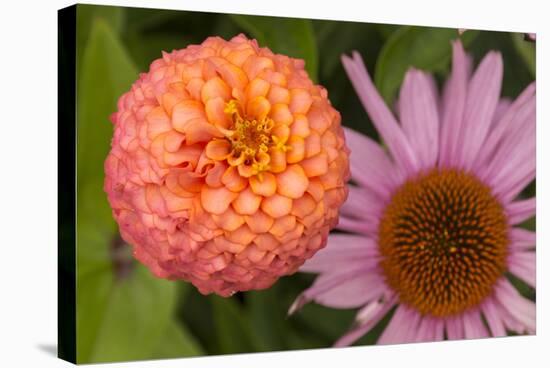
58,3 -> 536,364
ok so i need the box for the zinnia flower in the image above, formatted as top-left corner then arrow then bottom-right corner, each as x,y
104,34 -> 350,296
291,40 -> 535,345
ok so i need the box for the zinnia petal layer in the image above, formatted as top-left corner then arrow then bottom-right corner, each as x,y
105,35 -> 350,296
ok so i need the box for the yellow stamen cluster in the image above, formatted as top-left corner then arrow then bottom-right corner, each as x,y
223,99 -> 290,178
378,168 -> 508,317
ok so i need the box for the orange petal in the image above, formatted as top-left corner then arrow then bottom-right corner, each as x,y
206,139 -> 231,161
289,88 -> 313,114
181,60 -> 203,82
227,224 -> 257,245
269,215 -> 297,237
254,233 -> 279,251
213,236 -> 247,254
243,55 -> 275,80
261,194 -> 292,218
172,100 -> 205,132
289,114 -> 310,138
305,178 -> 325,202
208,57 -> 248,90
225,47 -> 256,67
205,161 -> 227,188
201,76 -> 231,103
221,166 -> 248,192
245,78 -> 271,101
260,70 -> 287,87
246,96 -> 271,121
269,149 -> 287,173
212,206 -> 245,231
163,130 -> 185,152
237,163 -> 257,178
228,151 -> 246,167
286,136 -> 305,163
307,102 -> 332,133
159,186 -> 194,212
290,192 -> 317,218
319,161 -> 345,190
146,106 -> 172,140
163,145 -> 202,167
186,78 -> 204,101
304,132 -> 321,158
201,186 -> 238,214
270,103 -> 293,125
267,85 -> 290,105
301,152 -> 328,177
145,184 -> 168,217
178,172 -> 204,193
244,244 -> 266,263
232,186 -> 262,215
185,118 -> 223,145
205,97 -> 231,129
162,92 -> 185,116
249,172 -> 276,196
272,124 -> 290,143
276,164 -> 309,199
245,210 -> 274,233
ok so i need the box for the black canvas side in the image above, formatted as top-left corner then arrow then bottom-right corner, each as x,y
58,4 -> 77,364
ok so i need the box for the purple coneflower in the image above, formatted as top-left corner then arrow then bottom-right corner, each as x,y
290,40 -> 535,346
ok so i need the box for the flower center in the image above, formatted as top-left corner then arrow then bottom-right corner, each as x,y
223,100 -> 277,176
378,168 -> 508,317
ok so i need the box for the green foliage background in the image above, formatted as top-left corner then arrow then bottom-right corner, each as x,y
74,4 -> 536,364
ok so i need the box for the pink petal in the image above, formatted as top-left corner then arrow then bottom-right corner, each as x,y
445,315 -> 464,340
312,271 -> 387,309
415,316 -> 439,342
334,295 -> 398,347
291,266 -> 387,311
509,228 -> 536,251
300,234 -> 379,273
494,279 -> 536,333
481,298 -> 507,337
491,98 -> 512,129
462,310 -> 489,339
506,198 -> 536,225
337,216 -> 378,236
341,53 -> 419,175
481,96 -> 535,202
338,186 -> 384,234
398,68 -> 440,169
439,40 -> 471,168
378,304 -> 420,344
476,83 -> 535,164
343,127 -> 401,199
508,251 -> 536,287
457,51 -> 503,170
433,318 -> 445,341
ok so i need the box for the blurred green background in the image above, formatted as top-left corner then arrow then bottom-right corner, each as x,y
74,4 -> 536,364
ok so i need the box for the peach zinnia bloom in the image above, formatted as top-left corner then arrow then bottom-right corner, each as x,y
292,40 -> 535,345
104,34 -> 350,296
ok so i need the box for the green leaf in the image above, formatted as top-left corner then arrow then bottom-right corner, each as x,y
247,289 -> 287,351
211,296 -> 260,353
125,32 -> 193,72
294,302 -> 355,341
152,321 -> 204,359
374,26 -> 479,105
230,14 -> 318,81
88,266 -> 177,362
512,33 -> 536,77
313,20 -> 383,81
76,4 -> 125,69
77,18 -> 137,189
76,19 -> 183,364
